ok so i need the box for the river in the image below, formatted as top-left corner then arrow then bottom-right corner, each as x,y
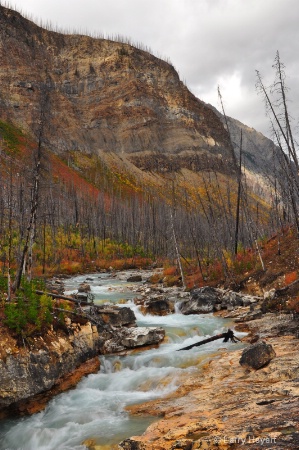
0,272 -> 244,450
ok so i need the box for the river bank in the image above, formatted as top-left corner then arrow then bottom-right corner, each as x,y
118,309 -> 299,450
1,270 -> 298,449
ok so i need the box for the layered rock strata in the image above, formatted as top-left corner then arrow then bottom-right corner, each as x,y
0,5 -> 234,173
0,303 -> 165,416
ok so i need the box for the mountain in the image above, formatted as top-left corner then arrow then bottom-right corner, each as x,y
0,4 -> 279,269
0,5 -> 235,172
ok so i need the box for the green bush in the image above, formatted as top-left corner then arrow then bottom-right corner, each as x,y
4,277 -> 53,336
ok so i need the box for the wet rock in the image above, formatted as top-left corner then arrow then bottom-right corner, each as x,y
180,286 -> 221,314
144,298 -> 173,315
103,327 -> 165,353
239,341 -> 276,370
78,283 -> 91,293
95,305 -> 136,327
127,275 -> 142,282
123,332 -> 299,449
139,296 -> 174,316
122,327 -> 165,348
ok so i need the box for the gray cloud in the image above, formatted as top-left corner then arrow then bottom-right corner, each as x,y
6,0 -> 299,137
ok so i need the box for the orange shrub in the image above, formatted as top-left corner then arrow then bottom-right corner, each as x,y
163,266 -> 177,276
60,260 -> 82,274
285,271 -> 297,285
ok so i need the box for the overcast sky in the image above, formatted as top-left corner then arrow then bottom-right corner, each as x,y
6,0 -> 299,137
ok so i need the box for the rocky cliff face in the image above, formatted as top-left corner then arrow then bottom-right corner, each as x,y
0,305 -> 165,416
0,5 -> 235,174
0,322 -> 101,414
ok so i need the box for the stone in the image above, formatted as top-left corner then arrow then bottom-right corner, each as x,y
180,287 -> 221,314
221,291 -> 244,308
127,275 -> 142,282
121,327 -> 165,348
96,305 -> 136,327
119,439 -> 146,449
239,341 -> 276,370
78,283 -> 91,293
0,323 -> 101,411
103,327 -> 165,353
141,297 -> 174,316
264,289 -> 276,300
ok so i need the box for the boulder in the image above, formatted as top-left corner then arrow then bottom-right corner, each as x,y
102,327 -> 165,353
141,297 -> 174,316
241,295 -> 260,307
180,287 -> 221,314
127,275 -> 142,282
93,305 -> 136,328
78,283 -> 91,293
221,291 -> 244,308
121,327 -> 165,348
239,341 -> 276,370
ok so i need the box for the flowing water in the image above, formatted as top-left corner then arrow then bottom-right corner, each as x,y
0,272 -> 244,450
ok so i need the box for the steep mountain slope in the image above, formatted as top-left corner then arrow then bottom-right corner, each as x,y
0,4 -> 279,267
0,4 -> 236,176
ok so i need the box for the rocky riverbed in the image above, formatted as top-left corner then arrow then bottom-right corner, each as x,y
117,287 -> 299,450
1,270 -> 299,449
0,271 -> 166,418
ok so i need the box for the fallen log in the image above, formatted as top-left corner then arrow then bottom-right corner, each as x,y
177,329 -> 241,351
35,290 -> 90,305
53,307 -> 105,327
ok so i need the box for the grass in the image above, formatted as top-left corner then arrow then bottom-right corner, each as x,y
0,120 -> 23,153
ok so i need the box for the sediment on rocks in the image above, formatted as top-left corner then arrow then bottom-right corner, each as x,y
0,322 -> 101,417
118,287 -> 299,450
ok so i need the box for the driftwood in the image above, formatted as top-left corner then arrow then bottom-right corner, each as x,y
53,307 -> 104,327
35,290 -> 91,305
177,329 -> 241,351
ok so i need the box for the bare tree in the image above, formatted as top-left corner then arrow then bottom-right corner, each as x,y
12,82 -> 49,291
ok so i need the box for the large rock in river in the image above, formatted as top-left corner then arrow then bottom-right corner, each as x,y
180,287 -> 222,314
95,305 -> 136,327
136,295 -> 174,316
102,327 -> 165,353
127,275 -> 143,282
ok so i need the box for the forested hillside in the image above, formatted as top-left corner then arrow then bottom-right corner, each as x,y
0,4 -> 296,288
